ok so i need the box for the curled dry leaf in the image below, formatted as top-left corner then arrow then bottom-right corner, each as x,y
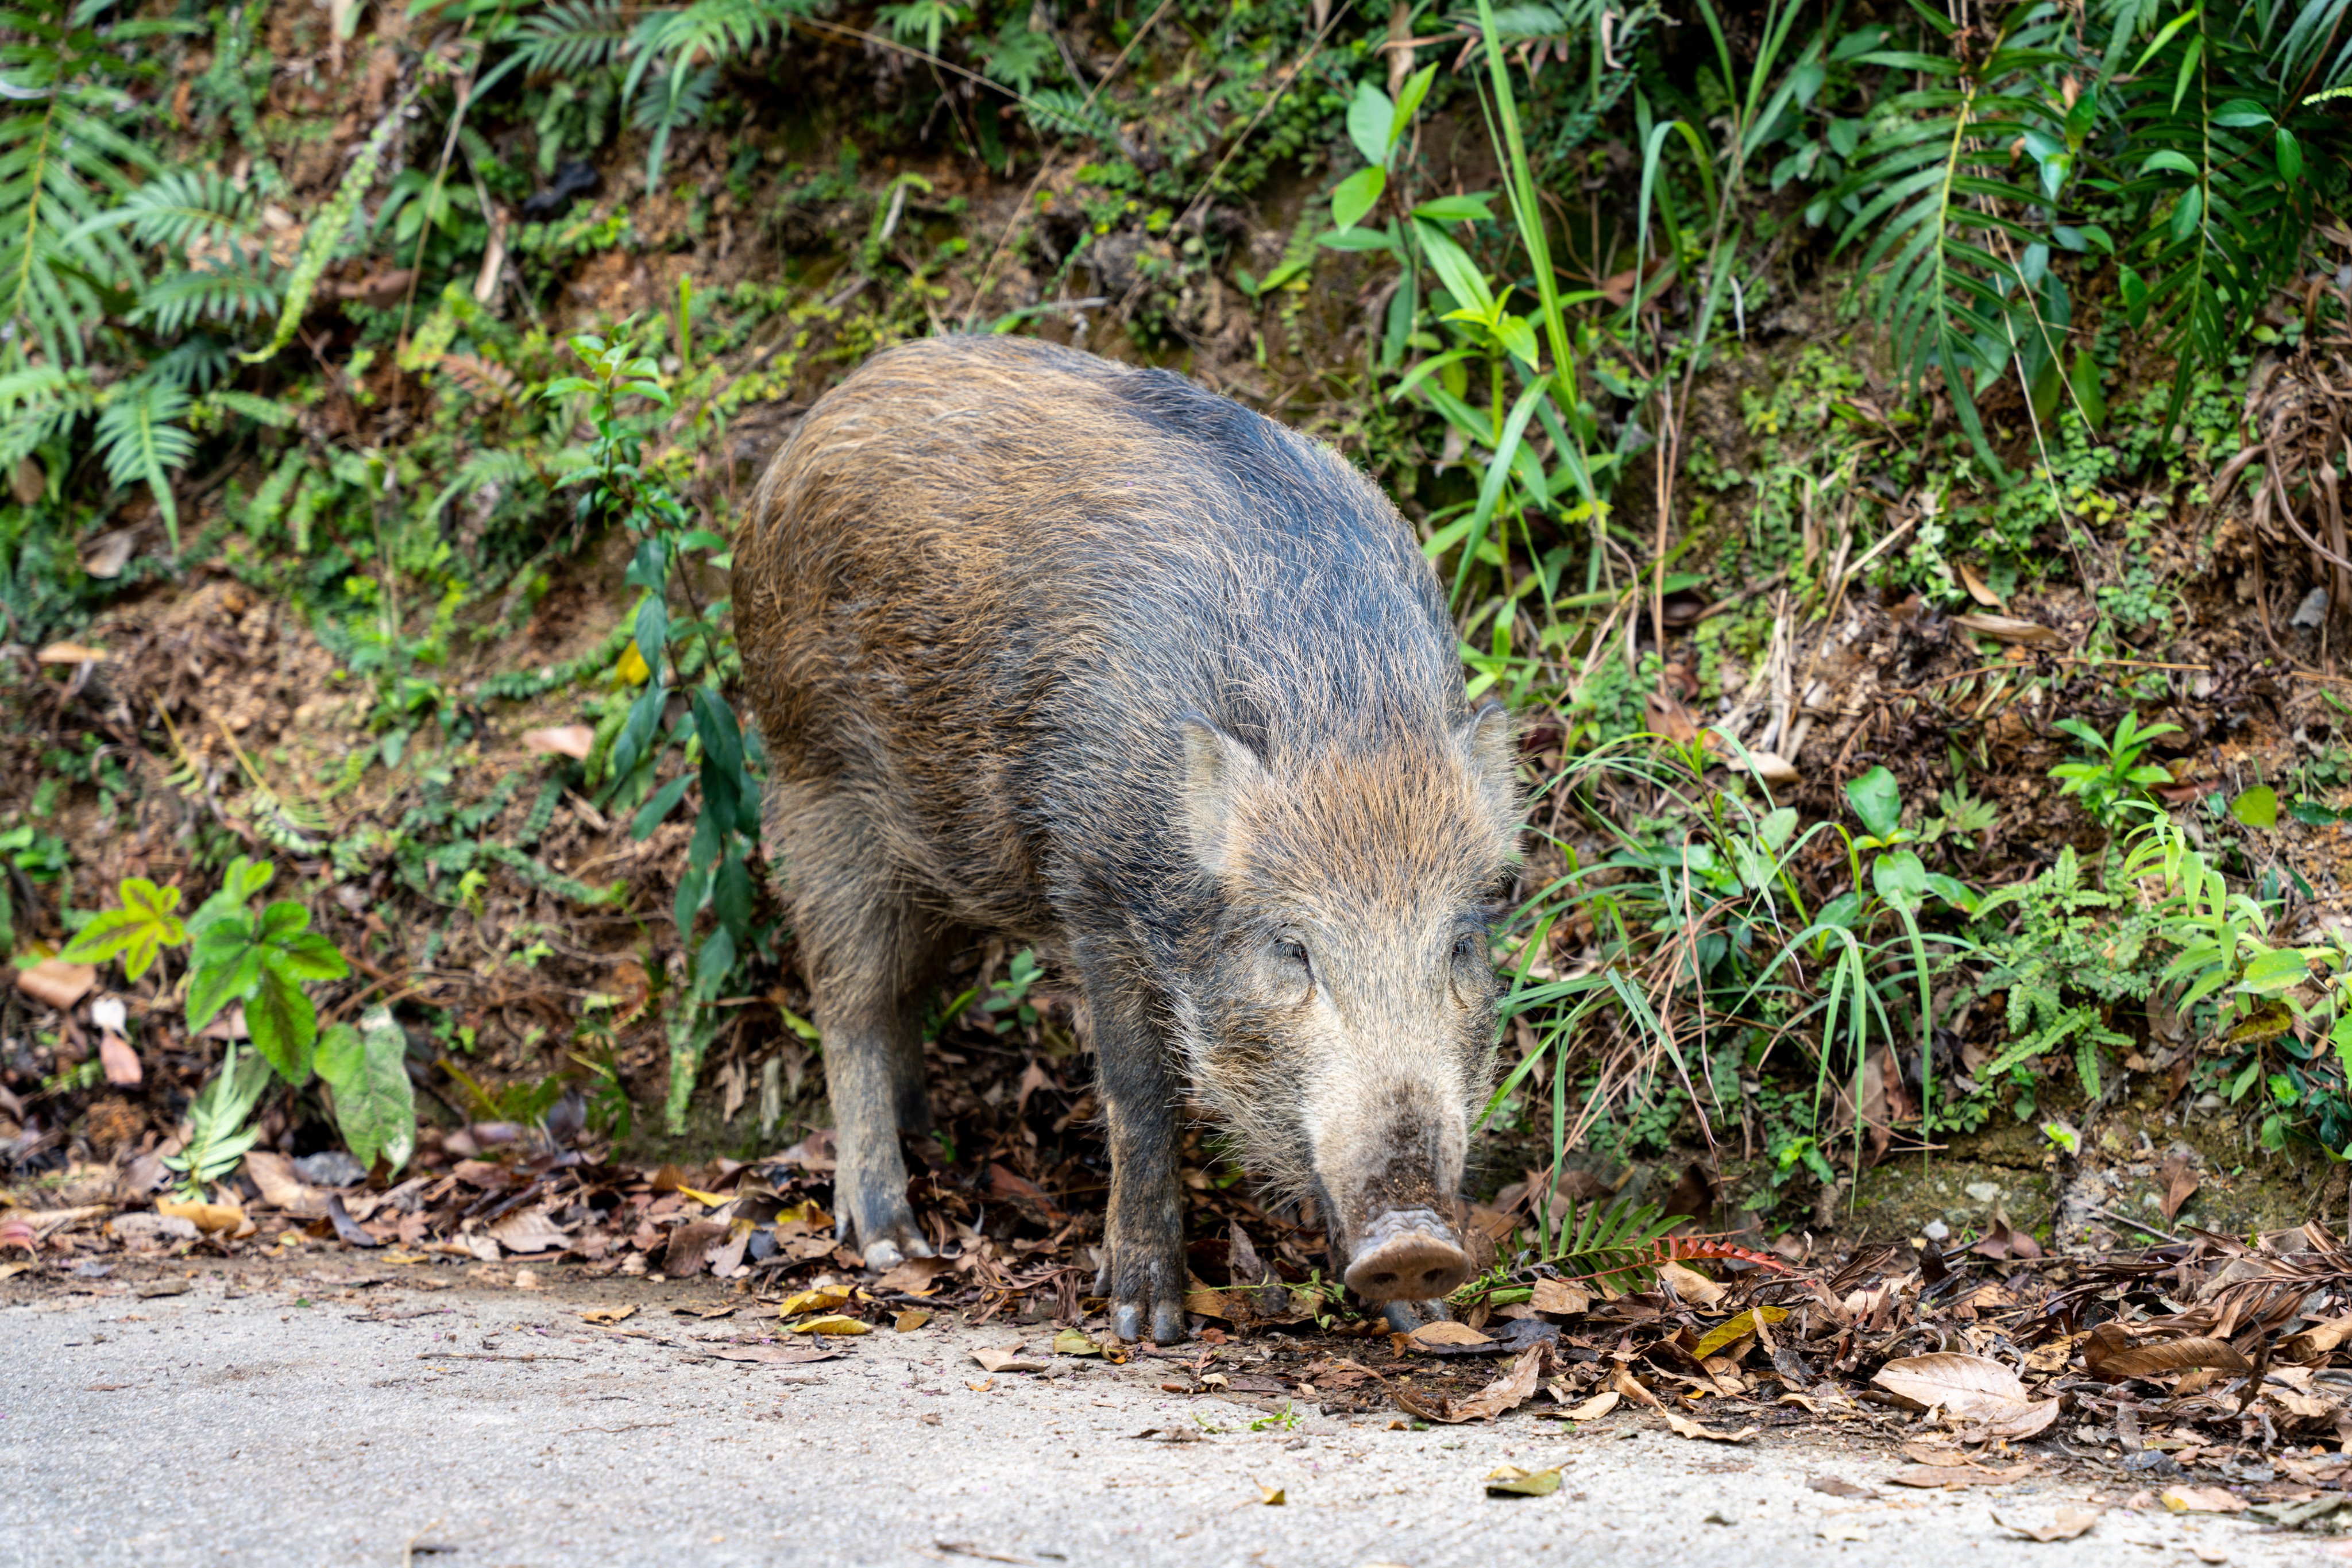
2085,1334 -> 2251,1380
521,724 -> 596,760
34,642 -> 107,664
2279,1313 -> 2352,1362
1952,612 -> 2065,648
1957,561 -> 2005,609
487,1206 -> 573,1254
894,1309 -> 933,1333
1657,1261 -> 1726,1307
874,1255 -> 953,1295
1393,1345 -> 1547,1423
1557,1389 -> 1619,1422
1871,1353 -> 2059,1439
97,1031 -> 142,1087
778,1284 -> 854,1317
2161,1486 -> 2249,1515
1408,1320 -> 1493,1349
971,1345 -> 1045,1374
580,1305 -> 638,1324
1992,1508 -> 2102,1542
1662,1410 -> 1758,1443
241,1152 -> 329,1218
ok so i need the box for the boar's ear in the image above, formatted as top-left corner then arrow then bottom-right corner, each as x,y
1456,701 -> 1520,847
1179,716 -> 1263,880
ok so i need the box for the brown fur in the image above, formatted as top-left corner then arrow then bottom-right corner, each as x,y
734,335 -> 1518,1339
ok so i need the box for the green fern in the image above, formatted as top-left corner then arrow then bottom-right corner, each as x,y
0,0 -> 160,364
78,168 -> 256,253
1025,86 -> 1121,145
134,264 -> 281,336
92,376 -> 194,547
243,95 -> 404,366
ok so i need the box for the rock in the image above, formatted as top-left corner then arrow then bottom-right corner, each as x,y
293,1151 -> 367,1188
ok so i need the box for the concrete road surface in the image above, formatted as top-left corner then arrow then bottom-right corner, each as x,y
0,1262 -> 2320,1567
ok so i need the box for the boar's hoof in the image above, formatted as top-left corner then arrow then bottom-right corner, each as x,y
1379,1299 -> 1453,1334
1345,1210 -> 1473,1303
1110,1299 -> 1189,1345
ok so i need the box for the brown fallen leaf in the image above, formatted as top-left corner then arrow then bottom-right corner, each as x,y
1887,1463 -> 2040,1490
971,1346 -> 1045,1374
1555,1389 -> 1619,1422
97,1031 -> 142,1087
241,1152 -> 329,1218
520,725 -> 595,759
487,1206 -> 572,1254
2161,1486 -> 2248,1515
895,1309 -> 934,1333
1871,1352 -> 2059,1439
2157,1154 -> 2200,1221
15,959 -> 95,1010
875,1255 -> 954,1294
2279,1313 -> 2352,1362
1809,1476 -> 1875,1499
1393,1345 -> 1547,1423
1656,1261 -> 1727,1308
1408,1320 -> 1493,1350
1957,561 -> 2005,609
1611,1365 -> 1663,1408
1529,1277 -> 1590,1315
79,529 -> 136,579
580,1306 -> 638,1324
1952,612 -> 2065,648
1992,1508 -> 2100,1542
2085,1334 -> 2250,1380
1662,1410 -> 1757,1443
709,1343 -> 837,1365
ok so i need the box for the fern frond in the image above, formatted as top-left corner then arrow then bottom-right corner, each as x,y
0,79 -> 156,361
135,262 -> 281,335
242,96 -> 403,366
94,376 -> 193,548
509,0 -> 631,77
75,168 -> 256,253
1025,86 -> 1121,145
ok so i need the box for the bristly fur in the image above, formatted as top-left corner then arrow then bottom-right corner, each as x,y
734,335 -> 1520,1334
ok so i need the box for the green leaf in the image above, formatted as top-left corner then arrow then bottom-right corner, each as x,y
186,914 -> 263,1034
322,1005 -> 415,1175
245,962 -> 318,1083
2277,127 -> 2305,183
632,773 -> 694,839
1872,849 -> 1928,912
315,1021 -> 362,1084
2238,948 -> 2312,995
1330,166 -> 1386,233
58,878 -> 186,979
1412,192 -> 1497,223
1845,766 -> 1902,839
2230,786 -> 2278,829
1346,80 -> 1395,168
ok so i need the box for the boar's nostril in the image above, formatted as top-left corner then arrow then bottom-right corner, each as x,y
1343,1215 -> 1472,1303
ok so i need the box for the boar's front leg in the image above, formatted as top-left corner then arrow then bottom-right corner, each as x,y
1077,947 -> 1188,1344
777,787 -> 940,1272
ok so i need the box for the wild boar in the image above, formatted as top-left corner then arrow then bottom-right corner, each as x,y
734,335 -> 1519,1341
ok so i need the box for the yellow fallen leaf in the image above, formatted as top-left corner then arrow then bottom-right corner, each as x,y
894,1309 -> 933,1333
675,1185 -> 729,1207
1484,1465 -> 1563,1497
967,1378 -> 994,1392
1054,1327 -> 1102,1357
157,1198 -> 245,1235
1693,1304 -> 1789,1360
773,1199 -> 832,1226
1258,1485 -> 1286,1505
778,1284 -> 853,1318
616,639 -> 651,684
789,1314 -> 870,1335
580,1305 -> 638,1324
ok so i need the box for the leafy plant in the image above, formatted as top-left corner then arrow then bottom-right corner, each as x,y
161,1040 -> 273,1199
2049,712 -> 2179,828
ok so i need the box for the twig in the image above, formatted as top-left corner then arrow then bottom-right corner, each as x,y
2088,1205 -> 2187,1246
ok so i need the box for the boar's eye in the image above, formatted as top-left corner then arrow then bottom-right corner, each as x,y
1273,938 -> 1311,975
1451,930 -> 1485,965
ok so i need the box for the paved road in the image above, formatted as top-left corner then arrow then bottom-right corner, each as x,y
0,1263 -> 2320,1566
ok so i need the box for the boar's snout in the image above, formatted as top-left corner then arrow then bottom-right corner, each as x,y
1343,1208 -> 1472,1301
